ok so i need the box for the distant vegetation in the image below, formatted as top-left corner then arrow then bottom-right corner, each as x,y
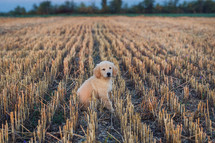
0,0 -> 215,16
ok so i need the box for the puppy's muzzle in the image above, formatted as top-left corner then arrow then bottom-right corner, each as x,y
107,72 -> 111,77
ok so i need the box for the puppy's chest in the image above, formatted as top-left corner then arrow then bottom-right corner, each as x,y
107,83 -> 112,92
97,80 -> 112,92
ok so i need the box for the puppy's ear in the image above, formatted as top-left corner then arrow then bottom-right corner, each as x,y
113,65 -> 118,77
93,64 -> 101,78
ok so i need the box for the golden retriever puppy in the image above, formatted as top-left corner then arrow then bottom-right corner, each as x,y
77,61 -> 118,112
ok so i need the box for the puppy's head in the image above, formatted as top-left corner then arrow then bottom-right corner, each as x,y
93,61 -> 118,79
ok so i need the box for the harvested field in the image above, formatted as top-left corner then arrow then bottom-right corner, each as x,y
0,16 -> 215,143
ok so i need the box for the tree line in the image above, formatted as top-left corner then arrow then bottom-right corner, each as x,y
1,0 -> 215,16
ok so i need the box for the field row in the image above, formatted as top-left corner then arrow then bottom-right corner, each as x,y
0,17 -> 215,142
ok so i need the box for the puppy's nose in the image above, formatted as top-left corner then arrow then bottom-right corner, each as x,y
107,72 -> 111,77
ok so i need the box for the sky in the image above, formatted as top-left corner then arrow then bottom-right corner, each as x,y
0,0 -> 188,13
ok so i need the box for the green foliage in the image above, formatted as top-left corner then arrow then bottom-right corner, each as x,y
143,0 -> 155,13
109,0 -> 122,13
37,1 -> 53,15
9,6 -> 26,15
78,2 -> 98,14
57,1 -> 76,14
1,0 -> 215,16
129,3 -> 145,13
101,0 -> 109,13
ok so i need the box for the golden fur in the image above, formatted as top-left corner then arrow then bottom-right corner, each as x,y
77,61 -> 118,112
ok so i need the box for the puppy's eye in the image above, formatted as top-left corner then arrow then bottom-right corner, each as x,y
102,68 -> 105,71
109,67 -> 112,69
